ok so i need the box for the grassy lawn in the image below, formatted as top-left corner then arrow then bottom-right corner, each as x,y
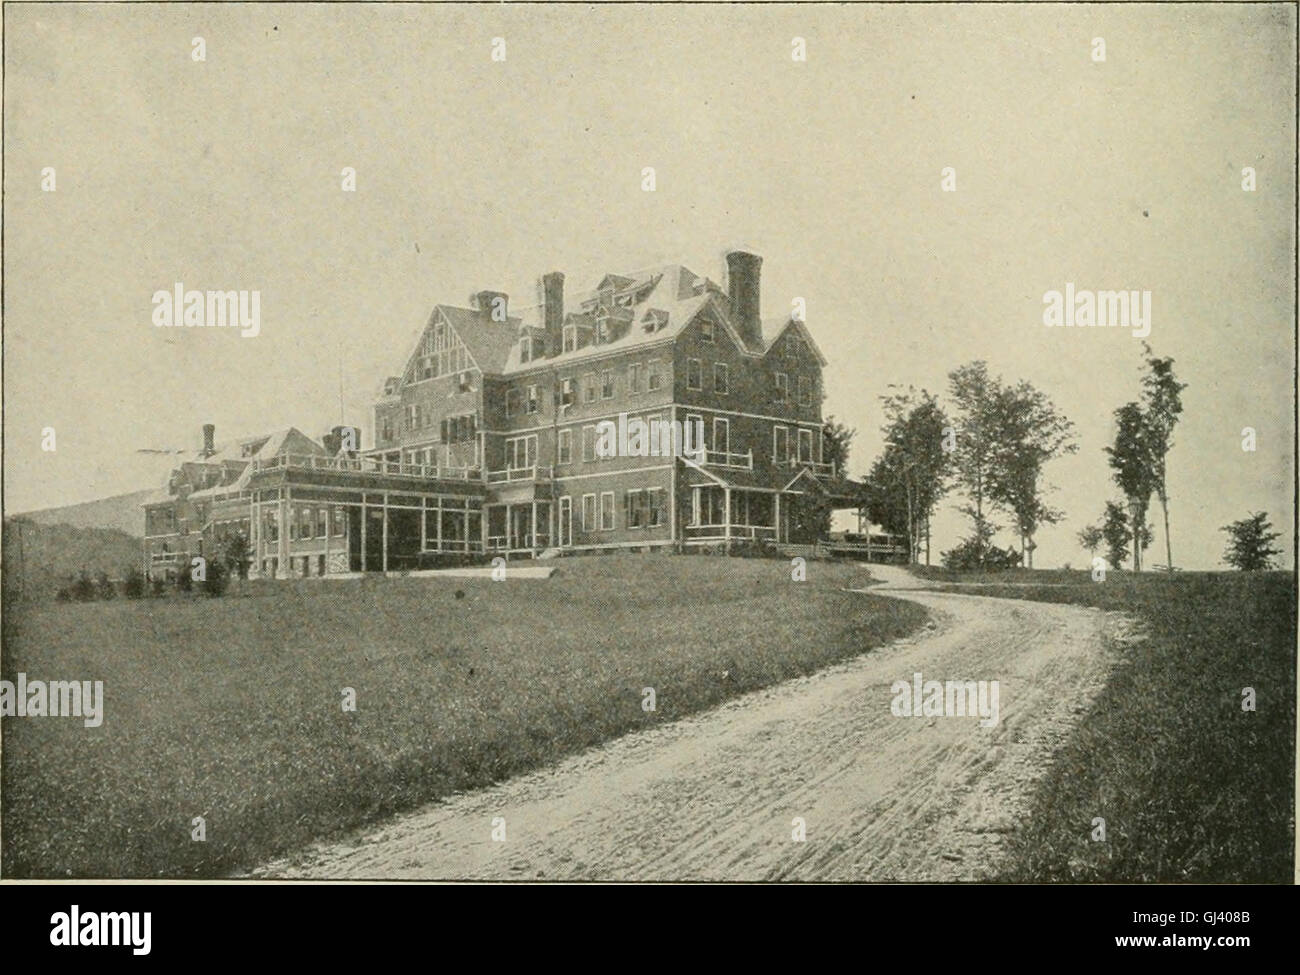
1,554 -> 925,878
915,566 -> 1296,883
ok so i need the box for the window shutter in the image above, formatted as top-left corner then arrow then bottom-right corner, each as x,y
440,418 -> 449,443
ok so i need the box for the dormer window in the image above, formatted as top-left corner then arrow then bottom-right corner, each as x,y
520,336 -> 533,364
563,325 -> 576,352
700,321 -> 715,343
596,320 -> 609,344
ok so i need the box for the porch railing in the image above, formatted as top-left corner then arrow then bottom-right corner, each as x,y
485,465 -> 554,484
252,453 -> 480,481
684,524 -> 777,543
689,448 -> 754,470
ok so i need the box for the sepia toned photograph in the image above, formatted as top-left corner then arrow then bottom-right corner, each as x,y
1,0 -> 1295,902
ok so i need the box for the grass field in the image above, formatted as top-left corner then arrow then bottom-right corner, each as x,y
0,554 -> 925,878
914,566 -> 1296,883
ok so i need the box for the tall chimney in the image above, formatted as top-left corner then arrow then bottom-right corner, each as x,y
542,272 -> 564,354
726,251 -> 762,348
202,423 -> 215,457
474,290 -> 509,322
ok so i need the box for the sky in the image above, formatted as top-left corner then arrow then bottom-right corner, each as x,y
3,2 -> 1295,569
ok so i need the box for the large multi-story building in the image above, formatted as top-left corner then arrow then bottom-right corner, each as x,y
142,251 -> 858,578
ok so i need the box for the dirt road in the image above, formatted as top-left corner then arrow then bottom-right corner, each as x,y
253,565 -> 1126,881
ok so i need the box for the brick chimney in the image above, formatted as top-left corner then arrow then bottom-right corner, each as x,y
474,290 -> 509,323
202,423 -> 215,457
542,272 -> 564,354
726,251 -> 762,348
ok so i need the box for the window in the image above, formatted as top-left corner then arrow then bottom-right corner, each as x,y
520,337 -> 533,364
685,414 -> 704,455
700,320 -> 715,343
332,506 -> 345,537
601,370 -> 614,399
713,418 -> 730,454
799,376 -> 812,406
407,449 -> 418,466
647,488 -> 666,528
582,374 -> 597,404
505,435 -> 538,470
686,358 -> 702,391
558,429 -> 572,465
596,320 -> 609,344
775,372 -> 788,402
560,377 -> 575,410
625,489 -> 647,529
317,508 -> 328,538
505,388 -> 522,418
798,428 -> 814,463
563,325 -> 577,353
600,492 -> 615,531
714,363 -> 729,395
582,494 -> 597,532
582,426 -> 596,462
406,405 -> 417,430
629,362 -> 642,394
647,360 -> 663,391
526,384 -> 540,415
382,417 -> 394,443
414,404 -> 423,429
773,425 -> 789,465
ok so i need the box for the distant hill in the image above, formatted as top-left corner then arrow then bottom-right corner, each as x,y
2,518 -> 142,602
15,489 -> 152,537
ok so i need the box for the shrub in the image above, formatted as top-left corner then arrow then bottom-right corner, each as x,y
123,567 -> 146,599
202,558 -> 229,598
149,576 -> 167,598
71,571 -> 97,602
941,537 -> 1022,571
95,571 -> 117,600
174,559 -> 193,593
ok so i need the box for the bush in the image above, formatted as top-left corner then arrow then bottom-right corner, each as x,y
202,558 -> 229,598
149,576 -> 167,598
941,538 -> 1022,571
174,559 -> 193,593
71,571 -> 97,602
123,567 -> 146,599
95,571 -> 117,600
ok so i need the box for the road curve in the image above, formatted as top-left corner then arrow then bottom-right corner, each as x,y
252,565 -> 1124,881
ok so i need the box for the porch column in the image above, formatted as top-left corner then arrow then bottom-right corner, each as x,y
437,499 -> 443,551
531,500 -> 538,553
381,492 -> 389,573
774,493 -> 781,544
464,508 -> 471,553
278,488 -> 289,579
723,486 -> 731,556
324,503 -> 330,574
420,500 -> 427,556
360,498 -> 367,572
506,504 -> 513,554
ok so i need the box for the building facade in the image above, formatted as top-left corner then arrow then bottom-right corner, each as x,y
143,251 -> 856,578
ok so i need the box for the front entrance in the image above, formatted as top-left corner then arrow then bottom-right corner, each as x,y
558,496 -> 572,547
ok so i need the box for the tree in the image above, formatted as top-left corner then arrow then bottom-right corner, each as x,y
987,380 -> 1078,568
821,415 -> 855,477
947,362 -> 1005,565
123,567 -> 146,599
1220,512 -> 1283,570
1105,401 -> 1156,572
1100,501 -> 1132,570
1140,344 -> 1187,574
1076,524 -> 1104,560
221,531 -> 252,581
864,387 -> 951,563
95,571 -> 116,600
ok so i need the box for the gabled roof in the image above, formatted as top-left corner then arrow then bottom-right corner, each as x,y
143,428 -> 328,504
760,315 -> 829,366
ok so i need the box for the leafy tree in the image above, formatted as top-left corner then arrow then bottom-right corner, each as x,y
1101,501 -> 1132,570
1140,344 -> 1187,574
72,570 -> 97,602
174,557 -> 193,593
202,557 -> 229,597
987,380 -> 1078,568
1076,524 -> 1104,560
947,362 -> 1004,564
863,387 -> 951,563
1105,401 -> 1155,572
1220,512 -> 1283,570
821,416 -> 855,477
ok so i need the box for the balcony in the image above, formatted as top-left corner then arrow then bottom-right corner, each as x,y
785,457 -> 836,479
